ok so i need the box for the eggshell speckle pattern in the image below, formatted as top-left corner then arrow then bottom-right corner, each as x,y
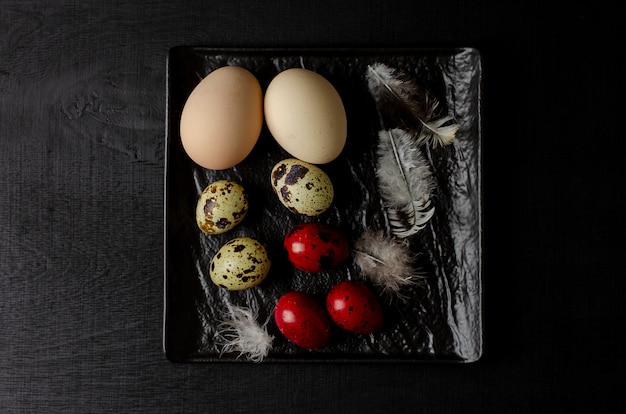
196,180 -> 248,234
210,237 -> 271,291
270,158 -> 333,216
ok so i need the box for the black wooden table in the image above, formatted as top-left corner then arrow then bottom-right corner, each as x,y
1,1 -> 623,412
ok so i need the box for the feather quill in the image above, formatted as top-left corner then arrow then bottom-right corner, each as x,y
216,303 -> 273,363
353,229 -> 424,299
376,128 -> 436,237
366,63 -> 458,147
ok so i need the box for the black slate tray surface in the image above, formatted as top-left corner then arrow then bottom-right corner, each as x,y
164,47 -> 482,363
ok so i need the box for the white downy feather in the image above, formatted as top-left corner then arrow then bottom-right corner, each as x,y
217,304 -> 273,363
353,229 -> 424,299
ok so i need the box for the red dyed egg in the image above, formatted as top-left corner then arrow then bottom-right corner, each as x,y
274,291 -> 332,350
283,222 -> 349,272
326,280 -> 383,334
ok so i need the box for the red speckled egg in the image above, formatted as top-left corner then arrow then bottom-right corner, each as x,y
283,222 -> 349,272
326,280 -> 383,334
274,291 -> 332,350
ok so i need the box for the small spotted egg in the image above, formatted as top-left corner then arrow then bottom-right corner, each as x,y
196,180 -> 248,234
270,158 -> 334,216
209,237 -> 271,290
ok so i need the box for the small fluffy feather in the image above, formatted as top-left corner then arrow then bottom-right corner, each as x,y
366,63 -> 458,147
353,229 -> 423,299
376,128 -> 436,237
217,304 -> 273,363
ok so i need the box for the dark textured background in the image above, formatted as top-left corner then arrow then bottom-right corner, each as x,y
1,1 -> 623,413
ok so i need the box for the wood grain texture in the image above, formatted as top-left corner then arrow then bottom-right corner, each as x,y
1,0 -> 624,413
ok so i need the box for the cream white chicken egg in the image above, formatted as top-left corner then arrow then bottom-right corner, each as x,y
264,68 -> 347,164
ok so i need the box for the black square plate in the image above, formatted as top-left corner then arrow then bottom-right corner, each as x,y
164,47 -> 483,362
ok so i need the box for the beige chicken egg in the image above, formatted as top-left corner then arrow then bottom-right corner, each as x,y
180,66 -> 263,170
209,237 -> 271,290
196,180 -> 248,234
270,158 -> 334,216
264,68 -> 347,164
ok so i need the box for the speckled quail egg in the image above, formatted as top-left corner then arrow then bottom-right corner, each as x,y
209,237 -> 271,290
196,180 -> 248,234
270,158 -> 334,216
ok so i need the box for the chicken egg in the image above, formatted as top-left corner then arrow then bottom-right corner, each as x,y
264,68 -> 347,164
270,158 -> 334,216
180,66 -> 263,170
